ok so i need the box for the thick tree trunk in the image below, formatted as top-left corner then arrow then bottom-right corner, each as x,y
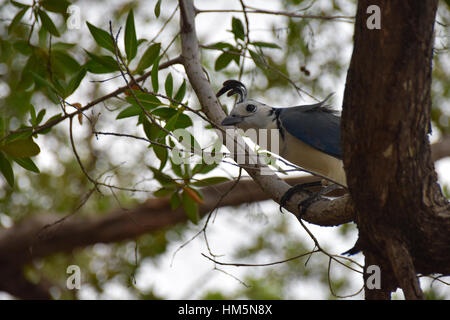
342,0 -> 450,299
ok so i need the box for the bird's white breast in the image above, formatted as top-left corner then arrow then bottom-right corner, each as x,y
250,125 -> 347,187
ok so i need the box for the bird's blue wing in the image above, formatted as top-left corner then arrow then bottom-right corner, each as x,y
278,100 -> 342,159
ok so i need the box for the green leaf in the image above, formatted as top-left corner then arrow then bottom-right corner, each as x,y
0,152 -> 14,187
66,68 -> 87,97
154,145 -> 168,170
153,187 -> 174,198
231,17 -> 245,40
13,40 -> 32,55
0,117 -> 4,138
36,109 -> 46,125
52,79 -> 67,99
84,51 -> 120,74
4,130 -> 33,144
165,73 -> 173,98
251,41 -> 281,49
42,113 -> 62,125
151,56 -> 160,92
137,39 -> 147,47
175,114 -> 193,129
249,49 -> 266,69
12,157 -> 39,173
152,108 -> 192,128
170,158 -> 184,178
0,137 -> 40,158
203,42 -> 234,50
86,22 -> 115,53
30,71 -> 58,94
142,119 -> 160,141
192,162 -> 218,175
164,111 -> 181,132
51,51 -> 81,75
125,91 -> 162,108
182,189 -> 199,224
38,113 -> 61,134
29,104 -> 37,126
170,192 -> 181,210
152,107 -> 176,120
174,79 -> 186,103
135,43 -> 160,73
38,23 -> 48,48
0,40 -> 13,62
11,1 -> 30,9
41,0 -> 70,14
52,42 -> 76,51
124,10 -> 137,62
37,9 -> 60,37
154,0 -> 162,17
214,52 -> 234,71
149,167 -> 177,188
8,7 -> 28,34
191,177 -> 230,187
116,105 -> 141,119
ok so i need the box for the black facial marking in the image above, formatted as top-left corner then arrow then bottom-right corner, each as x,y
272,108 -> 285,140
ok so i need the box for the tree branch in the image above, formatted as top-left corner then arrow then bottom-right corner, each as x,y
432,134 -> 450,162
385,238 -> 423,299
0,176 -> 353,269
197,7 -> 354,21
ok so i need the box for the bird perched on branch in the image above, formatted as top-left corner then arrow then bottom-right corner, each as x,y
217,80 -> 346,213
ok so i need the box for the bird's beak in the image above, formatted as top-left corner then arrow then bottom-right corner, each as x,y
221,115 -> 243,126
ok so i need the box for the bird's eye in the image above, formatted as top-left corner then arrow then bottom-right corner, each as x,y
246,104 -> 257,113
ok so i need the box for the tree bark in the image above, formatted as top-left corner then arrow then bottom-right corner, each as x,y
342,0 -> 450,299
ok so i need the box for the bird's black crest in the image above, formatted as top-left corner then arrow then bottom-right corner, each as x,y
302,93 -> 338,114
216,80 -> 248,103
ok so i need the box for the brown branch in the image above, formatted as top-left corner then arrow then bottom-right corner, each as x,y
0,267 -> 52,300
0,174 -> 354,299
431,134 -> 450,162
0,176 -> 352,266
197,7 -> 354,21
201,249 -> 321,267
385,238 -> 423,300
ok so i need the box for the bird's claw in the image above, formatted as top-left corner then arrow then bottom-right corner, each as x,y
298,193 -> 321,217
280,181 -> 340,216
279,181 -> 322,213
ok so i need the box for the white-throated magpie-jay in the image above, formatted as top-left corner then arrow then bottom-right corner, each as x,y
217,80 -> 346,212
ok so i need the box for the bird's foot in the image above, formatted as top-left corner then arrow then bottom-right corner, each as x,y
280,182 -> 340,217
297,193 -> 324,216
279,181 -> 322,213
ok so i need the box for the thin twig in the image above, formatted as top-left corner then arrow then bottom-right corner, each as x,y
201,249 -> 320,267
197,7 -> 354,22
